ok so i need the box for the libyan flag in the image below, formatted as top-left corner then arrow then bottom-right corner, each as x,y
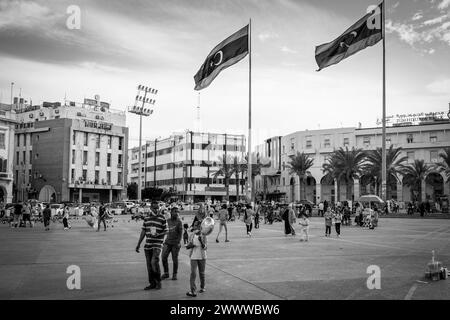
315,2 -> 383,71
194,25 -> 249,91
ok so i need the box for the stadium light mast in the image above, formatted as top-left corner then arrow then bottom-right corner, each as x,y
128,85 -> 158,202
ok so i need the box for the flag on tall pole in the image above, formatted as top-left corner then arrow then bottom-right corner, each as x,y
315,1 -> 387,202
194,25 -> 249,91
315,2 -> 383,71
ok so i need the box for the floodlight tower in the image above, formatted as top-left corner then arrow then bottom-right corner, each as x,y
128,85 -> 158,202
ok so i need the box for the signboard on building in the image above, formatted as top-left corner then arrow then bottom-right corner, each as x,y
83,120 -> 112,130
377,111 -> 449,127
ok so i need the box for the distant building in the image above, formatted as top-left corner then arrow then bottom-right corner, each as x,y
128,131 -> 246,202
0,104 -> 17,203
13,97 -> 128,203
255,116 -> 450,204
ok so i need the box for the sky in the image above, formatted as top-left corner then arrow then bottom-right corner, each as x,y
0,0 -> 449,148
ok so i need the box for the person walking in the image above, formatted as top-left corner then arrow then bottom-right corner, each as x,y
333,209 -> 342,238
136,201 -> 168,290
243,204 -> 254,237
161,207 -> 183,281
62,206 -> 70,230
227,204 -> 234,222
324,207 -> 332,237
282,204 -> 296,236
43,204 -> 51,231
318,202 -> 324,217
254,203 -> 260,229
21,203 -> 32,228
97,203 -> 107,232
215,204 -> 230,243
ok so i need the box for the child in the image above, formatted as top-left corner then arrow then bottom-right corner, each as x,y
186,224 -> 207,297
183,223 -> 189,245
299,215 -> 310,242
324,208 -> 332,237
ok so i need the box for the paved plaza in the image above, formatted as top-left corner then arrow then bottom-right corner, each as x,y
0,215 -> 449,300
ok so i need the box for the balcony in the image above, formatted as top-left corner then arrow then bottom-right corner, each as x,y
0,172 -> 13,181
68,180 -> 124,190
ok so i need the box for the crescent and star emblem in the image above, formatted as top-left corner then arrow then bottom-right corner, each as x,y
340,31 -> 358,48
210,50 -> 223,67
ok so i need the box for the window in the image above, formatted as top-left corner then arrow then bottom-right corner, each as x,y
282,162 -> 286,171
386,137 -> 391,145
23,151 -> 26,164
0,133 -> 5,149
84,132 -> 88,146
343,138 -> 350,146
35,153 -> 39,159
82,169 -> 87,181
324,139 -> 331,148
17,134 -> 20,147
16,152 -> 19,165
83,151 -> 88,165
407,152 -> 415,164
430,135 -> 438,143
28,169 -> 31,181
407,134 -> 414,144
72,131 -> 76,145
118,137 -> 123,151
363,136 -> 371,145
71,169 -> 75,182
107,136 -> 112,149
95,152 -> 100,166
282,145 -> 285,154
29,151 -> 32,164
106,171 -> 111,185
72,150 -> 75,164
290,138 -> 295,151
118,154 -> 122,166
96,134 -> 100,148
107,153 -> 111,167
430,150 -> 438,163
306,137 -> 312,149
15,170 -> 18,185
95,170 -> 99,184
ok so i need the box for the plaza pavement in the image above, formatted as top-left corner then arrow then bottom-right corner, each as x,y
0,214 -> 449,300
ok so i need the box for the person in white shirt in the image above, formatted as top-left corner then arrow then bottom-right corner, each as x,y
186,224 -> 207,297
299,215 -> 310,242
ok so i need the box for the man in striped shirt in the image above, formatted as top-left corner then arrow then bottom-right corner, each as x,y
136,201 -> 168,290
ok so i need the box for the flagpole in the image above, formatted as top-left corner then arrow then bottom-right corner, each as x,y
247,18 -> 253,205
381,0 -> 387,203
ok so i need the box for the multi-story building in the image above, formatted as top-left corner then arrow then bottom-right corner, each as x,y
13,96 -> 128,203
0,104 -> 17,203
255,113 -> 450,205
129,131 -> 246,202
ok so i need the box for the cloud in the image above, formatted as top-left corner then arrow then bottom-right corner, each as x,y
427,78 -> 450,94
258,31 -> 279,42
438,0 -> 450,10
281,46 -> 298,54
423,14 -> 449,26
412,12 -> 423,21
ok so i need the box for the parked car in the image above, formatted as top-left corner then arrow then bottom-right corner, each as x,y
108,202 -> 126,215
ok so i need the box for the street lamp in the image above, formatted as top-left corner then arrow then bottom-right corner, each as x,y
128,85 -> 158,202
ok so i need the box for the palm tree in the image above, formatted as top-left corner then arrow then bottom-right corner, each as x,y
402,159 -> 431,202
322,154 -> 342,200
322,147 -> 366,201
363,145 -> 408,199
287,152 -> 314,201
241,153 -> 271,201
436,148 -> 450,180
210,155 -> 234,201
230,156 -> 246,201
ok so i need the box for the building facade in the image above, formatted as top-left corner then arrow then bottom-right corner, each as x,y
13,97 -> 128,203
0,104 -> 17,203
128,131 -> 246,202
255,120 -> 450,205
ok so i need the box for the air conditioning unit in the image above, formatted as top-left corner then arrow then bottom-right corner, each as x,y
39,112 -> 44,116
